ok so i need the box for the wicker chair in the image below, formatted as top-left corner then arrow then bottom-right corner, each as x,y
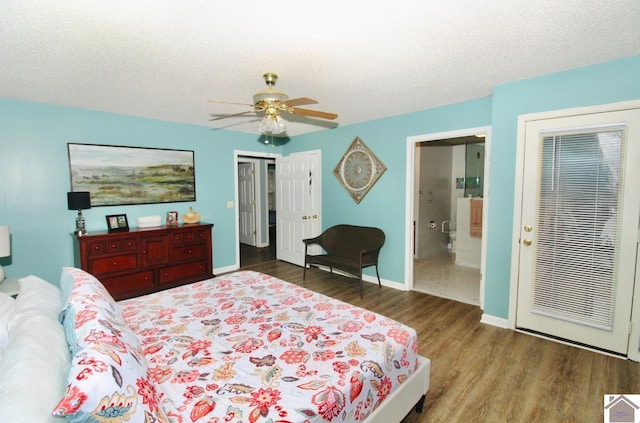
303,225 -> 385,298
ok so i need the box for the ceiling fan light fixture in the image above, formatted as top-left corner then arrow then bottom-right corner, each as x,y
208,72 -> 337,134
258,114 -> 287,135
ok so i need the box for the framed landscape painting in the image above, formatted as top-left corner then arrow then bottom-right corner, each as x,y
68,143 -> 196,206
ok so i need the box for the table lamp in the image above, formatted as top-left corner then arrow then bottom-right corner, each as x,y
67,191 -> 91,235
0,225 -> 10,282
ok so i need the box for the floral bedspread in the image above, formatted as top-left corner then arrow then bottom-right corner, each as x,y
119,270 -> 419,422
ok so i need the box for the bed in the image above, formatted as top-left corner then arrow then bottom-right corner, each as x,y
0,267 -> 430,422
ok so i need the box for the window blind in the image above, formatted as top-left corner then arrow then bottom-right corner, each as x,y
530,126 -> 626,330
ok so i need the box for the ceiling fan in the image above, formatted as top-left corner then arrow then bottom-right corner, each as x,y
208,73 -> 338,135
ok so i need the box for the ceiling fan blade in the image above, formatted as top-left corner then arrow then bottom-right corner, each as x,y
209,110 -> 255,121
208,100 -> 254,107
282,97 -> 318,107
290,108 -> 338,120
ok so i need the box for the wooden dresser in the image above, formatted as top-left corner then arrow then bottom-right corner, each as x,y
73,223 -> 214,300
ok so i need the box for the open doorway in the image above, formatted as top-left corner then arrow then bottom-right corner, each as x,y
405,127 -> 491,307
235,152 -> 279,268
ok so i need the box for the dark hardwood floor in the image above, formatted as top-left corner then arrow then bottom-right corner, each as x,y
239,225 -> 276,268
236,250 -> 640,422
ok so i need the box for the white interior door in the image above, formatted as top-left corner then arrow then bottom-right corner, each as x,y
238,162 -> 256,246
515,108 -> 640,355
276,150 -> 322,266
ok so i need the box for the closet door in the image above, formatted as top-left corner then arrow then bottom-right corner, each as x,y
515,108 -> 640,355
238,162 -> 257,246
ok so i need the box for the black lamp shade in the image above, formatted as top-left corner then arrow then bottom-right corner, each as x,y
67,191 -> 91,211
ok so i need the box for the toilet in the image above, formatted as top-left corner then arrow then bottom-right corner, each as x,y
449,231 -> 457,253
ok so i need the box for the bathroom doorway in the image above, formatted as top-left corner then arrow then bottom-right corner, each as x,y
408,128 -> 490,306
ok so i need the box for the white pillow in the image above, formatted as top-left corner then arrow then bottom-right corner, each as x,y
0,292 -> 16,352
0,288 -> 70,422
13,275 -> 63,322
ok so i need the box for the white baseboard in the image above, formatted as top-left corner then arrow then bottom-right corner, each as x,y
480,313 -> 509,328
213,264 -> 238,275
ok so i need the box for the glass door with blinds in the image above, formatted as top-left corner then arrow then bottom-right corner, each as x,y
515,108 -> 640,356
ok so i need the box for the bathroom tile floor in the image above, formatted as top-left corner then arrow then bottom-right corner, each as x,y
413,252 -> 481,306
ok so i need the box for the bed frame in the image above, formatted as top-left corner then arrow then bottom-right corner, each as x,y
367,355 -> 430,422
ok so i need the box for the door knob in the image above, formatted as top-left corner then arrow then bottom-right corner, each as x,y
523,239 -> 532,246
524,225 -> 532,232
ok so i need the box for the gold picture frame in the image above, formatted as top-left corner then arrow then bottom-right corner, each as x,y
333,136 -> 387,204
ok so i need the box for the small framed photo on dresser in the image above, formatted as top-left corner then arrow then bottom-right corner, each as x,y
106,214 -> 129,232
166,211 -> 178,227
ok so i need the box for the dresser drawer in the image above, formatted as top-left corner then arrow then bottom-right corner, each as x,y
172,229 -> 209,244
158,261 -> 208,284
105,238 -> 137,253
100,270 -> 154,300
171,244 -> 207,261
87,238 -> 137,256
87,241 -> 105,256
90,254 -> 138,275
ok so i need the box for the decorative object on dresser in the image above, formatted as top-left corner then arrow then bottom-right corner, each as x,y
105,214 -> 129,232
66,191 -> 91,235
72,223 -> 213,300
0,225 -> 10,282
136,215 -> 162,228
182,206 -> 201,224
166,211 -> 178,227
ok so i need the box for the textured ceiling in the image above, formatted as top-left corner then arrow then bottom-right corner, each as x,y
2,0 -> 639,136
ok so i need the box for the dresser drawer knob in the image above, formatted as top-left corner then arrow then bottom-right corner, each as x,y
112,262 -> 117,266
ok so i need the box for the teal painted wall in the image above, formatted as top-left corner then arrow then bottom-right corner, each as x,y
1,54 -> 638,324
288,98 -> 493,284
483,55 -> 640,319
0,100 -> 280,285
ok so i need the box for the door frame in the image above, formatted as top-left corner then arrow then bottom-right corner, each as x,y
234,150 -> 281,268
405,126 -> 491,309
509,100 -> 640,360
